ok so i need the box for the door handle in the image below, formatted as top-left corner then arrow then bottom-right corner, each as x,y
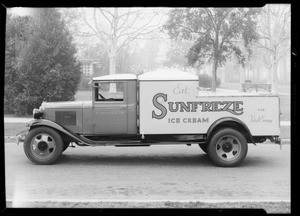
120,105 -> 126,109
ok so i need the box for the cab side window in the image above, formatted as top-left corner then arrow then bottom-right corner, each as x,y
95,82 -> 124,102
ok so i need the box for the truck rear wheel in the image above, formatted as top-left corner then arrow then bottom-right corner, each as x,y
24,127 -> 63,165
207,128 -> 248,167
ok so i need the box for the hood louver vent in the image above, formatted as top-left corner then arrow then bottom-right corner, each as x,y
55,111 -> 76,126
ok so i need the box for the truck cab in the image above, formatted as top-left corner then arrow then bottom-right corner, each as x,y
91,74 -> 138,135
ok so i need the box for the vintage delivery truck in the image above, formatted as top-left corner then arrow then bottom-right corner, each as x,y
18,70 -> 281,167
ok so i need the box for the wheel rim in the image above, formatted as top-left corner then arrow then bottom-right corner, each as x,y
30,133 -> 56,160
215,135 -> 241,161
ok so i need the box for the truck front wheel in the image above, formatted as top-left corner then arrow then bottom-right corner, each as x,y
24,127 -> 64,165
207,128 -> 248,167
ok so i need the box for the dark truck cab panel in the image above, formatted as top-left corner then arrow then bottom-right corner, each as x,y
91,75 -> 137,135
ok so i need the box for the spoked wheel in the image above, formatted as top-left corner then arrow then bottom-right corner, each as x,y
24,127 -> 63,165
216,135 -> 242,160
207,128 -> 248,167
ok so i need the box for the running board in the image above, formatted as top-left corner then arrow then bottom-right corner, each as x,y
76,135 -> 143,146
75,135 -> 206,147
115,144 -> 151,147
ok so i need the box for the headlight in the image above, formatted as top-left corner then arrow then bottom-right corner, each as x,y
39,103 -> 45,112
33,108 -> 43,119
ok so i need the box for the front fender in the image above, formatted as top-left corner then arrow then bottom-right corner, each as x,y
26,119 -> 88,145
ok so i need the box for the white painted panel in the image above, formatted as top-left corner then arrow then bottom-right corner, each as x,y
139,81 -> 280,136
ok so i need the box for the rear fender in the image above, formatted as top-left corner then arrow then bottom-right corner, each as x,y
206,117 -> 255,145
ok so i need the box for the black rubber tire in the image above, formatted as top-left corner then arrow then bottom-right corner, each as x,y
199,144 -> 208,154
207,128 -> 248,167
24,127 -> 64,165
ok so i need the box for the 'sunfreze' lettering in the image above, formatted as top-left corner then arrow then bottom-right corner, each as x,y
152,93 -> 167,119
151,93 -> 244,120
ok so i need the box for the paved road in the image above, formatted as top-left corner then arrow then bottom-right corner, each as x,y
5,142 -> 290,209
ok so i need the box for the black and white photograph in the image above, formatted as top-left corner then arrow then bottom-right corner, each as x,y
3,5 -> 291,214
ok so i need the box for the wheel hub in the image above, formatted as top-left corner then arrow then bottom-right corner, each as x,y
216,135 -> 242,161
37,141 -> 48,151
222,143 -> 232,152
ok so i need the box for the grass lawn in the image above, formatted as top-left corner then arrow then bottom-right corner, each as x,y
279,95 -> 290,121
280,126 -> 290,139
4,122 -> 27,136
220,82 -> 291,94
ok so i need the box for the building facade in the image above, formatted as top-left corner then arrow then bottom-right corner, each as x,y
78,59 -> 101,76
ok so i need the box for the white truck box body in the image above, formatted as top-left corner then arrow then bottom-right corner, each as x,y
139,71 -> 280,136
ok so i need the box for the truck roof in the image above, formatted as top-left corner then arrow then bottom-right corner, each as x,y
93,70 -> 199,82
138,69 -> 199,81
93,74 -> 137,81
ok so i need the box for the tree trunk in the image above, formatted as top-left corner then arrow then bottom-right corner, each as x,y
255,67 -> 259,82
282,54 -> 287,83
271,53 -> 278,94
109,55 -> 116,75
240,67 -> 245,91
211,58 -> 218,92
109,55 -> 117,93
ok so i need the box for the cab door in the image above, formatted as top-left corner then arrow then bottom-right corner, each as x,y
93,81 -> 128,134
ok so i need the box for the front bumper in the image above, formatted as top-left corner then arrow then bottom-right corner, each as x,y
16,130 -> 29,145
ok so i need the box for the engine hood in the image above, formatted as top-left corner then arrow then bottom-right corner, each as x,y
38,101 -> 92,127
41,101 -> 86,109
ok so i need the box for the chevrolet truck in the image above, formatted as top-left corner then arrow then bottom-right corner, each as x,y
17,70 -> 281,167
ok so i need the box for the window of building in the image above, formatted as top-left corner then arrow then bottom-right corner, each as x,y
81,64 -> 90,75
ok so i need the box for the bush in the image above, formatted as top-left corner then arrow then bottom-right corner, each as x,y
4,86 -> 15,114
12,93 -> 39,116
5,9 -> 81,115
198,74 -> 221,88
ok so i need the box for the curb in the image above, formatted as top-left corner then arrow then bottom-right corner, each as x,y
5,200 -> 290,213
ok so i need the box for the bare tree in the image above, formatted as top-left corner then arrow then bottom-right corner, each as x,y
163,8 -> 260,92
78,8 -> 166,76
255,4 -> 290,94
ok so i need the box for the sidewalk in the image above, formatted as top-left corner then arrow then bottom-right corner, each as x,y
5,200 -> 290,213
4,117 -> 32,123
